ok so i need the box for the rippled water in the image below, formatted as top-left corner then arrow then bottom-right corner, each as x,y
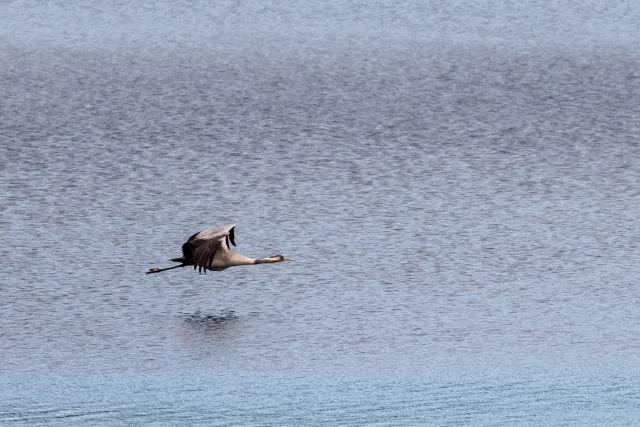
2,0 -> 640,425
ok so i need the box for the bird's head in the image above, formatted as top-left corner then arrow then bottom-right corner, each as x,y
254,254 -> 295,264
268,254 -> 295,262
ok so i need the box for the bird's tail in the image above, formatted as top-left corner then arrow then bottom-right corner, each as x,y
171,257 -> 185,263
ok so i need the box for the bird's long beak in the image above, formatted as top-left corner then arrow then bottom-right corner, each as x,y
283,256 -> 295,261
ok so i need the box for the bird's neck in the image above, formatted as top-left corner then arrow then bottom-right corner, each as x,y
226,251 -> 257,266
253,256 -> 278,264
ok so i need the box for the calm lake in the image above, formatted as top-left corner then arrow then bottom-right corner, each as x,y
2,0 -> 640,425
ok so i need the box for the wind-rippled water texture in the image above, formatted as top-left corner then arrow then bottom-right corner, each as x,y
2,0 -> 640,425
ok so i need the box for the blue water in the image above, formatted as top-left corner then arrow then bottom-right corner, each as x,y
3,370 -> 638,426
2,0 -> 640,425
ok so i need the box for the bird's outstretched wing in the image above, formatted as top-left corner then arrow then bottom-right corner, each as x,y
184,224 -> 236,273
188,224 -> 236,246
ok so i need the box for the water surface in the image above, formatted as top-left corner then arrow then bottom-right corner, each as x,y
2,0 -> 640,425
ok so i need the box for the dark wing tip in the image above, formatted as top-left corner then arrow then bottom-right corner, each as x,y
187,230 -> 202,242
229,226 -> 236,246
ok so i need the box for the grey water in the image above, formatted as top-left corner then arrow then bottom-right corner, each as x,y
2,0 -> 640,425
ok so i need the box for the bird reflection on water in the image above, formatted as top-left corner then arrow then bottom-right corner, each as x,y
181,311 -> 240,332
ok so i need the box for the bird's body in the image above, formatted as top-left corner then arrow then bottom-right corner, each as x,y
147,224 -> 293,274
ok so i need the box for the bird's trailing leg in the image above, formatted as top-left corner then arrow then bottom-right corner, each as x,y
146,264 -> 186,274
